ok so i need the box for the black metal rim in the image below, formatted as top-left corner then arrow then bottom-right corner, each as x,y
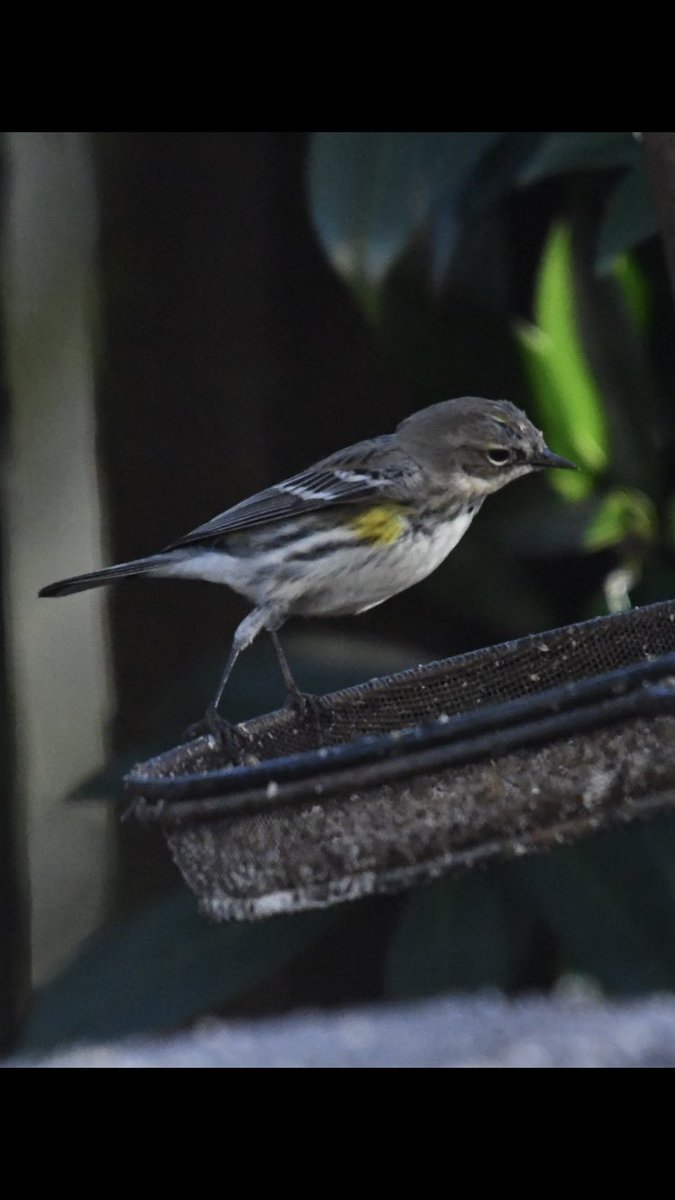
126,651 -> 675,826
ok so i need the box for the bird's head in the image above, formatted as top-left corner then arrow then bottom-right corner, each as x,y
397,396 -> 576,497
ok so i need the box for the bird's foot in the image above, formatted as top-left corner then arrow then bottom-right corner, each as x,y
284,687 -> 330,747
183,706 -> 248,765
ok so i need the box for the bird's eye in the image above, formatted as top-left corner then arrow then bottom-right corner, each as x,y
486,448 -> 510,466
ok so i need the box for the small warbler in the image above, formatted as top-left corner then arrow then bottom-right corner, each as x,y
40,396 -> 575,724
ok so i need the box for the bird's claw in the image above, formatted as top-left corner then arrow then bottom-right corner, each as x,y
183,706 -> 247,764
284,687 -> 329,747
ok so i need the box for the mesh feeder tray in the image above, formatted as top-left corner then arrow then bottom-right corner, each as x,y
125,599 -> 675,920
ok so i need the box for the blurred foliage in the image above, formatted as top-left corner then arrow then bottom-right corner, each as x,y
21,892 -> 339,1053
13,131 -> 675,1057
517,220 -> 609,498
309,131 -> 645,302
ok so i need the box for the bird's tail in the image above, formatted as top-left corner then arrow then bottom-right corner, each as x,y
39,555 -> 173,598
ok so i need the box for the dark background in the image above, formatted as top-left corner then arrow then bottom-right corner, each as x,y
4,131 -> 675,1056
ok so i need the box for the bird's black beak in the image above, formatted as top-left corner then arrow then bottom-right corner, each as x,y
532,447 -> 578,471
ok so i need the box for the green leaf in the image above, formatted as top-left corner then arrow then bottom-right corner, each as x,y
20,890 -> 339,1054
596,166 -> 659,275
535,223 -> 610,469
583,487 -> 657,552
518,132 -> 639,185
385,873 -> 531,998
308,132 -> 504,304
517,221 -> 611,496
611,252 -> 652,331
516,321 -> 594,501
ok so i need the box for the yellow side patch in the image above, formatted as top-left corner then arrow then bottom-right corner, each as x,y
348,503 -> 411,546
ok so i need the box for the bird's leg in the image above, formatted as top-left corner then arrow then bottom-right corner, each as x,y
268,629 -> 303,700
183,640 -> 244,753
269,630 -> 328,746
184,607 -> 275,759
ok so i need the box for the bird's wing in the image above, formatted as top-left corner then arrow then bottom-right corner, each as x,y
166,439 -> 418,549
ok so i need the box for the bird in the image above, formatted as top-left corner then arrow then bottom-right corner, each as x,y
40,396 -> 575,731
